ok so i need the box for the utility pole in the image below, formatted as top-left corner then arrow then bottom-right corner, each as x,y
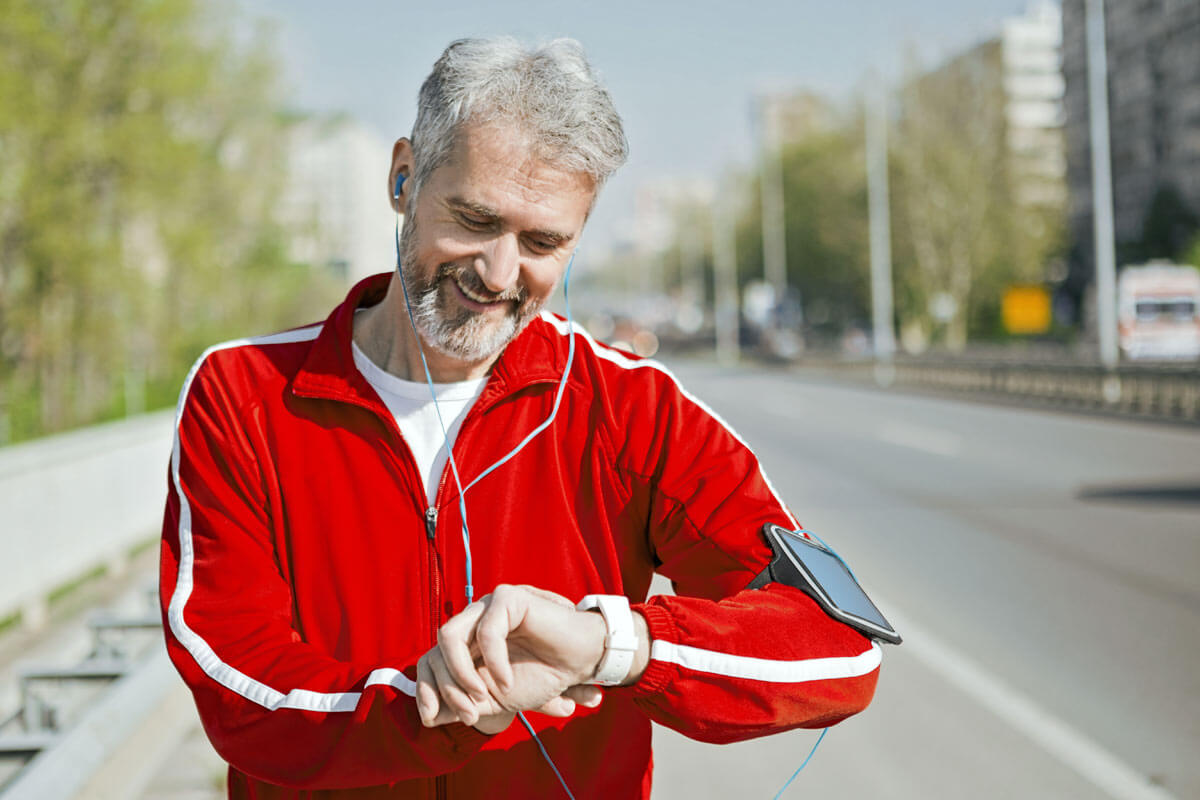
1085,0 -> 1120,390
679,212 -> 705,312
713,175 -> 740,364
865,78 -> 896,385
757,94 -> 789,304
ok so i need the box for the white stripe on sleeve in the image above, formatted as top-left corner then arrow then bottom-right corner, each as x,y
166,325 -> 419,712
651,640 -> 882,684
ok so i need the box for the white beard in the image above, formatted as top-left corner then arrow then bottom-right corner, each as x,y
398,218 -> 543,362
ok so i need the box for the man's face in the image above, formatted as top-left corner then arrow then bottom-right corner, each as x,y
397,122 -> 595,363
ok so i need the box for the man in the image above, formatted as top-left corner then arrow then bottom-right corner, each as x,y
161,37 -> 881,799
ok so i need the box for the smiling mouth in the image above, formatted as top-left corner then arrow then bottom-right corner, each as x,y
452,274 -> 504,305
441,267 -> 527,314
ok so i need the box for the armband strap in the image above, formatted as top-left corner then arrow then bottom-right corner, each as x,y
747,562 -> 775,590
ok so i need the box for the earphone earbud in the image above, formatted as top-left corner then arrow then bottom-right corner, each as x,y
393,173 -> 406,200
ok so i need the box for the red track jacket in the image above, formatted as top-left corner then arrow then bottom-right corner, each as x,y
160,273 -> 881,799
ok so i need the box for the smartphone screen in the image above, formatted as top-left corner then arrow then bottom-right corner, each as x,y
777,530 -> 891,630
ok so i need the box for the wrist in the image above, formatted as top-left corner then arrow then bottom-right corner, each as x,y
576,609 -> 609,684
575,594 -> 650,686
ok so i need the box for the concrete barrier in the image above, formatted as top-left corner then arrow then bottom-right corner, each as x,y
0,412 -> 174,627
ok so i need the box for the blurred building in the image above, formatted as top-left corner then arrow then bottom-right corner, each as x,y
281,115 -> 395,284
1002,0 -> 1068,209
917,1 -> 1066,210
1062,0 -> 1200,273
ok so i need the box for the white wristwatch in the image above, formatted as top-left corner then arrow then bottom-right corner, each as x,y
576,594 -> 639,686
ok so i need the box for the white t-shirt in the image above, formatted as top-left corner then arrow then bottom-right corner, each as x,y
351,340 -> 486,506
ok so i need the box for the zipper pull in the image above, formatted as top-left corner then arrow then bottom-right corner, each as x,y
425,507 -> 437,540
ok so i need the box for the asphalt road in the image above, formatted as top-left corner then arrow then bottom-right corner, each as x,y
136,362 -> 1199,799
650,362 -> 1200,800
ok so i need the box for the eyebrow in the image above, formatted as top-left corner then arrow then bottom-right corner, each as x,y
446,197 -> 574,245
447,197 -> 499,221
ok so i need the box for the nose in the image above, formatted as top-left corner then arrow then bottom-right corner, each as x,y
473,233 -> 521,294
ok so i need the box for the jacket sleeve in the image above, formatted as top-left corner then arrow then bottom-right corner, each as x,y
159,352 -> 490,789
616,364 -> 882,744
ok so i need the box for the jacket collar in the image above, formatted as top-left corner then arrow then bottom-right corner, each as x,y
291,272 -> 565,408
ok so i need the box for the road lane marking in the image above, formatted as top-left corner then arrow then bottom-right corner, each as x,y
876,422 -> 962,457
881,599 -> 1177,800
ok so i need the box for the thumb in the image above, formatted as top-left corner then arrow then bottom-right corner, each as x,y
561,684 -> 603,708
534,695 -> 578,718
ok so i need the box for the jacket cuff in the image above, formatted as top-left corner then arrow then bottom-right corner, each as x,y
628,602 -> 678,697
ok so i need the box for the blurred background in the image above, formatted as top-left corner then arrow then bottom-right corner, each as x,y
0,1 -> 1197,799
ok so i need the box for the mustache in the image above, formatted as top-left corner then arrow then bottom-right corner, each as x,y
435,263 -> 526,304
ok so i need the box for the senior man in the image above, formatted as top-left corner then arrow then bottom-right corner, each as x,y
160,37 -> 881,799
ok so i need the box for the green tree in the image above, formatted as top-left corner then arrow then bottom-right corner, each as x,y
733,103 -> 872,346
1183,233 -> 1200,270
890,43 -> 1066,349
0,0 -> 338,443
1138,184 -> 1199,262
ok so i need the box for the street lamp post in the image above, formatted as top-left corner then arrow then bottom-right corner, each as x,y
1085,0 -> 1120,394
713,175 -> 740,365
865,77 -> 896,385
757,94 -> 789,304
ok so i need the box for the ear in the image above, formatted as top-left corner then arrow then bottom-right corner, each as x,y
388,138 -> 414,213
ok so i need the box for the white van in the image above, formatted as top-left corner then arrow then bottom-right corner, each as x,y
1117,261 -> 1200,360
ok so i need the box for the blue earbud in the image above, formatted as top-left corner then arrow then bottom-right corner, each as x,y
393,173 -> 406,200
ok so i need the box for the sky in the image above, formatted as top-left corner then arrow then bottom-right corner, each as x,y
229,0 -> 1044,253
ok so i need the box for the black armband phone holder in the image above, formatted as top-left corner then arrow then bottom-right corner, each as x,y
748,523 -> 901,645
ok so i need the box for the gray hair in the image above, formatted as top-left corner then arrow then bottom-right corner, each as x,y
408,37 -> 628,202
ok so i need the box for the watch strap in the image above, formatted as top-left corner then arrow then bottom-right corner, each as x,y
576,594 -> 638,686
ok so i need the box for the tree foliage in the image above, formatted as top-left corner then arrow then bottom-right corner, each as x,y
889,44 -> 1065,349
691,50 -> 1068,354
0,0 -> 340,443
1136,184 -> 1199,263
732,112 -> 872,345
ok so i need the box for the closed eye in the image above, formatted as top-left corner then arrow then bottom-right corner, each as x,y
458,213 -> 493,230
526,237 -> 560,253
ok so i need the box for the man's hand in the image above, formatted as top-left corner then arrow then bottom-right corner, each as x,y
414,585 -> 649,734
415,650 -> 601,734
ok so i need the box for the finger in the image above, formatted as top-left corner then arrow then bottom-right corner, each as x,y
534,695 -> 577,718
428,648 -> 484,726
517,584 -> 576,608
437,601 -> 490,702
415,655 -> 442,727
562,684 -> 603,708
476,588 -> 525,692
430,701 -> 459,727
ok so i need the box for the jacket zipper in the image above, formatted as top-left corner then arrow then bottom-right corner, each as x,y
425,504 -> 448,800
425,505 -> 441,635
293,339 -> 555,800
427,411 -> 477,800
423,385 -> 558,800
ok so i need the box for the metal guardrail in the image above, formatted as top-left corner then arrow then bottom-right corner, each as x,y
0,582 -> 189,800
0,650 -> 188,800
796,356 -> 1200,423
